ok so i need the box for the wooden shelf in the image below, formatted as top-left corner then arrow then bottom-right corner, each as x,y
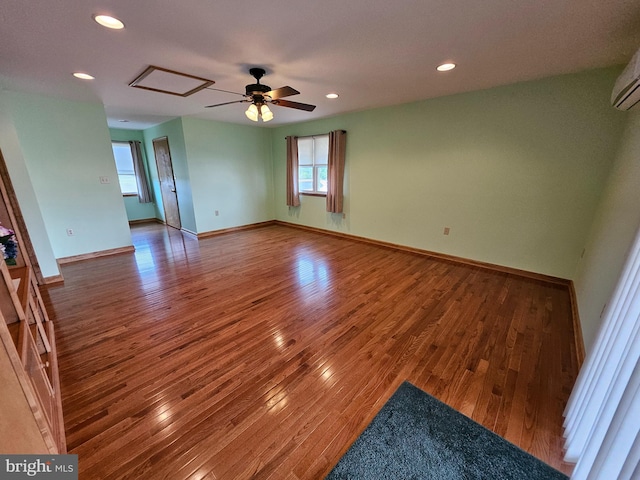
9,266 -> 29,313
7,319 -> 20,351
1,262 -> 65,453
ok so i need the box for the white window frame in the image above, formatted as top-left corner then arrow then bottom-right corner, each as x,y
111,142 -> 139,196
297,135 -> 329,196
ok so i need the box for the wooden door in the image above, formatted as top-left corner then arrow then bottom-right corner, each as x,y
152,137 -> 181,229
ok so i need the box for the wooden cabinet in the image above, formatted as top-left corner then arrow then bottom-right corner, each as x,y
0,151 -> 65,454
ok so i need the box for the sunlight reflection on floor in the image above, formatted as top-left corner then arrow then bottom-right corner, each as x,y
295,249 -> 330,289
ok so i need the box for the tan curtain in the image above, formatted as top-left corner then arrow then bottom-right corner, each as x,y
286,136 -> 300,207
326,130 -> 347,213
129,141 -> 153,204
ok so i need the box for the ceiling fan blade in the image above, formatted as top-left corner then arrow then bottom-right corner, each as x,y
205,100 -> 248,108
205,86 -> 246,96
267,86 -> 299,100
273,99 -> 316,112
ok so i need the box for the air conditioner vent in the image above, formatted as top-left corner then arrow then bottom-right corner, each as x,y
612,48 -> 640,111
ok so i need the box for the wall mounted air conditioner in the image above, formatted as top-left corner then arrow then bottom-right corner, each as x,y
612,47 -> 640,111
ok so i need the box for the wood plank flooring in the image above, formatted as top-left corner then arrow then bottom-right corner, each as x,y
42,223 -> 579,479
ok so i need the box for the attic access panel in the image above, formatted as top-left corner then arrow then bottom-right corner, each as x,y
129,65 -> 214,97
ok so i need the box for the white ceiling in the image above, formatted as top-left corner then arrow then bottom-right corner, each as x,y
1,0 -> 639,129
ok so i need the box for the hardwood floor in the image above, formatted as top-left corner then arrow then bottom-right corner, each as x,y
42,223 -> 579,479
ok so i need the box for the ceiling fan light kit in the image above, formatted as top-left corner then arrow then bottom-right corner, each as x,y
245,104 -> 259,121
244,103 -> 273,123
260,104 -> 274,122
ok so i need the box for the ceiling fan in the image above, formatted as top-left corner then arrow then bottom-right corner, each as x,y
205,67 -> 316,122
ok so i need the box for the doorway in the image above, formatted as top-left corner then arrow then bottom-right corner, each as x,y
152,137 -> 181,230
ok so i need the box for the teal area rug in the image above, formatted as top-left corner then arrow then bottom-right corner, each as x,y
326,382 -> 568,479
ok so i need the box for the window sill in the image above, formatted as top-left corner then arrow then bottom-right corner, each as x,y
123,193 -> 138,197
300,192 -> 326,197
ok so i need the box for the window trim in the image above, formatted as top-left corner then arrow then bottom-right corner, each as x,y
297,134 -> 328,196
300,192 -> 326,197
111,141 -> 139,196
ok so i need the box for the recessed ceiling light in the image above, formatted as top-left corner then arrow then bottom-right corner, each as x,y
73,72 -> 95,80
326,93 -> 339,99
93,14 -> 125,30
437,63 -> 456,72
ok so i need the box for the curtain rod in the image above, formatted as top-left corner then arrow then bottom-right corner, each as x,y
285,130 -> 346,139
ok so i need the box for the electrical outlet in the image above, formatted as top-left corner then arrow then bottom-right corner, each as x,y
215,210 -> 219,216
342,213 -> 346,219
443,227 -> 450,235
66,228 -> 74,236
99,176 -> 110,184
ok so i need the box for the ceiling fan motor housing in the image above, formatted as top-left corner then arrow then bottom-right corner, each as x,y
246,67 -> 271,98
245,83 -> 271,96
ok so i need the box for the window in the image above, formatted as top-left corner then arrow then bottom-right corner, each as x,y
111,142 -> 138,195
298,135 -> 329,195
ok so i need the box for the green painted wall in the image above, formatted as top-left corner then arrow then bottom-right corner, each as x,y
142,119 -> 196,232
5,92 -> 132,259
181,117 -> 274,233
0,93 -> 59,279
573,110 -> 640,352
109,128 -> 157,222
271,67 -> 627,279
110,128 -> 145,143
